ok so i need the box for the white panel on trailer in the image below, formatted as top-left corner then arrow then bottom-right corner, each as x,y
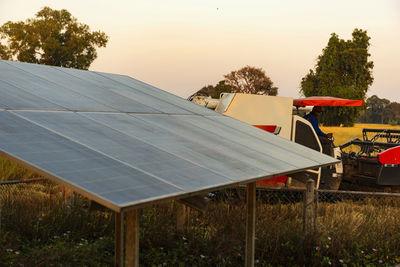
216,93 -> 293,139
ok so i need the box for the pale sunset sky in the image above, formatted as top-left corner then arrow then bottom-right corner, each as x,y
0,0 -> 399,100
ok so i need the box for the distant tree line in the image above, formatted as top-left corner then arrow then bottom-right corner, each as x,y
359,95 -> 400,125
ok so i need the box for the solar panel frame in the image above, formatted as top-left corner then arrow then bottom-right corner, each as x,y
0,59 -> 340,212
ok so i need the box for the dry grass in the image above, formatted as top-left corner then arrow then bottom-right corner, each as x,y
0,182 -> 114,266
321,123 -> 400,147
0,156 -> 36,181
321,123 -> 400,154
140,191 -> 400,266
2,185 -> 400,265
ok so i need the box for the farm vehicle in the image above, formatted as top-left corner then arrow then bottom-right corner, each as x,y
340,128 -> 400,188
190,93 -> 400,190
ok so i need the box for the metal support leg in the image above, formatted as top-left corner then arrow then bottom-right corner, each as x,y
303,179 -> 315,235
115,210 -> 139,267
125,209 -> 139,267
115,212 -> 123,267
176,202 -> 187,234
245,182 -> 256,267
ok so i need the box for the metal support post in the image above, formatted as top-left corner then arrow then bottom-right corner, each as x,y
115,212 -> 124,267
245,182 -> 256,267
125,209 -> 139,267
114,210 -> 139,267
176,202 -> 187,234
303,179 -> 315,235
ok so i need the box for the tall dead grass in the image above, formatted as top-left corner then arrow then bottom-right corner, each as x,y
2,185 -> 400,265
0,156 -> 36,181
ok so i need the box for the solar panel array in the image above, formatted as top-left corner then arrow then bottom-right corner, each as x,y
0,60 -> 338,211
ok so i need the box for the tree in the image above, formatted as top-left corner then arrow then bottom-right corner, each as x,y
224,66 -> 278,95
364,95 -> 390,123
0,7 -> 108,69
300,29 -> 374,126
383,102 -> 400,125
195,80 -> 232,99
193,66 -> 278,98
358,95 -> 400,125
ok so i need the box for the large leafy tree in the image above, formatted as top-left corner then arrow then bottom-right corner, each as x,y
194,80 -> 232,99
383,102 -> 400,125
193,66 -> 278,98
359,95 -> 400,125
224,65 -> 278,95
0,7 -> 108,69
300,29 -> 374,126
363,95 -> 390,123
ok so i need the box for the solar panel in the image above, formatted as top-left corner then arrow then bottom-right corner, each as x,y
0,59 -> 338,211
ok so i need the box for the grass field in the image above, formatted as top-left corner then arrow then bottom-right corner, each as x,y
0,156 -> 36,181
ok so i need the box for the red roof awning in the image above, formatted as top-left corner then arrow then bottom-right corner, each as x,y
293,96 -> 363,107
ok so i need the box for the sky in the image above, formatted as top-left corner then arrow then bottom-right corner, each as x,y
0,0 -> 399,100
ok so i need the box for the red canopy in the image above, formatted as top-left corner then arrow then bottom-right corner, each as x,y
293,96 -> 363,107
